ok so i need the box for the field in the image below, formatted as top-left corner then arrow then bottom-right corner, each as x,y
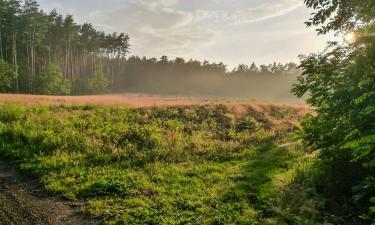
0,95 -> 324,225
0,94 -> 210,107
0,93 -> 309,108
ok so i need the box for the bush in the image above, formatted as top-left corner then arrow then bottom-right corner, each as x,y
119,125 -> 161,150
0,104 -> 25,122
86,65 -> 108,94
35,64 -> 71,95
0,59 -> 14,92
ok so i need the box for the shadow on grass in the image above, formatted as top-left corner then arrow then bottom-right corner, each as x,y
222,140 -> 326,225
220,141 -> 291,216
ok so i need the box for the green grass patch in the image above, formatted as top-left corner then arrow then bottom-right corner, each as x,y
0,104 -> 324,224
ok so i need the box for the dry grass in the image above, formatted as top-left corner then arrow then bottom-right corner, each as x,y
0,93 -> 208,107
0,93 -> 312,111
0,94 -> 314,132
0,93 -> 314,136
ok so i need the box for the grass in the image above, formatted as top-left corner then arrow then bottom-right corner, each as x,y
0,103 -> 324,224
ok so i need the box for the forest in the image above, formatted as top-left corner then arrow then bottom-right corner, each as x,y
0,0 -> 129,95
0,0 -> 300,98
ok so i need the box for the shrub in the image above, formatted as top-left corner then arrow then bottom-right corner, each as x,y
0,104 -> 25,122
0,59 -> 14,92
35,64 -> 71,95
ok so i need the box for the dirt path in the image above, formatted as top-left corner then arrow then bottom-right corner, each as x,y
0,159 -> 101,225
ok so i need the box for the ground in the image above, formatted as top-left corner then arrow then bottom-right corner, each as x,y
0,94 -> 317,225
0,159 -> 101,225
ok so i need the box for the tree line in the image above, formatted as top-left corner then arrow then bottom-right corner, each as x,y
117,56 -> 300,100
0,0 -> 300,97
0,0 -> 129,95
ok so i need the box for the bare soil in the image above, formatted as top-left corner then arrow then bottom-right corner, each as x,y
0,159 -> 102,225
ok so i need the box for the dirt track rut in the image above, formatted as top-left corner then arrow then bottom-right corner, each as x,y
0,159 -> 101,225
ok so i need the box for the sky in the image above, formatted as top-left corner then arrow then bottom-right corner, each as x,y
38,0 -> 332,68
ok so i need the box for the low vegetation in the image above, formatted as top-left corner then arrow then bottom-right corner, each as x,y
0,103 -> 325,224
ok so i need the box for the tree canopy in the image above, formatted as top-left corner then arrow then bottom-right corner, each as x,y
0,0 -> 130,95
294,0 -> 375,223
305,0 -> 375,34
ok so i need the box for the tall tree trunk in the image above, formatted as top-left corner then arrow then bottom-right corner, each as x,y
0,25 -> 3,59
48,42 -> 51,65
31,30 -> 36,93
26,36 -> 31,92
65,44 -> 68,79
12,33 -> 18,93
65,38 -> 71,80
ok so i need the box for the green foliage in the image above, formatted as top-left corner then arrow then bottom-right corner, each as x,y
0,104 -> 25,122
294,0 -> 375,223
304,0 -> 375,34
35,64 -> 71,95
86,65 -> 108,94
0,59 -> 14,92
0,104 -> 321,224
0,0 -> 130,94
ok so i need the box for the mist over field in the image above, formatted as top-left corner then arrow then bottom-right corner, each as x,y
136,73 -> 300,102
122,73 -> 300,102
112,59 -> 302,102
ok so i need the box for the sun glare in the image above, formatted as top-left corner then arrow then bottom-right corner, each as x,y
343,32 -> 356,43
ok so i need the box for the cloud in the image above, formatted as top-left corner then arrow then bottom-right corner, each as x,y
137,26 -> 216,55
38,1 -> 76,16
90,3 -> 190,30
89,1 -> 216,57
136,0 -> 179,9
38,0 -> 326,65
88,0 -> 302,58
192,0 -> 303,25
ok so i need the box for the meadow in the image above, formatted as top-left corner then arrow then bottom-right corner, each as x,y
0,103 -> 324,225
